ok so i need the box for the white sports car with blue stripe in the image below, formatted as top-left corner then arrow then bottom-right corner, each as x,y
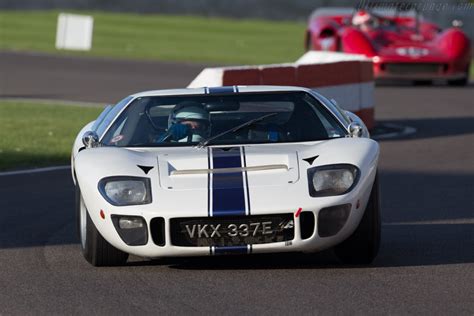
72,86 -> 380,266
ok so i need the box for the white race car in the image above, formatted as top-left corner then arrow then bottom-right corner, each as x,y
72,86 -> 380,266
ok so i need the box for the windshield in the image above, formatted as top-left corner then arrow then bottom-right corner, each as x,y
101,92 -> 347,147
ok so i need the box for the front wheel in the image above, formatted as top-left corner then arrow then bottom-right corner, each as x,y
76,186 -> 128,266
334,175 -> 381,265
448,76 -> 468,86
448,66 -> 470,86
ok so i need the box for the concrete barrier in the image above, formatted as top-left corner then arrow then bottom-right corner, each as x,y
188,51 -> 375,129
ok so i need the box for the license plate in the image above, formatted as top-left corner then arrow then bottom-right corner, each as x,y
170,214 -> 294,247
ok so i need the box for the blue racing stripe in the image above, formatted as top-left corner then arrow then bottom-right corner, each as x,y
242,147 -> 251,215
208,86 -> 236,95
207,147 -> 211,217
214,245 -> 247,255
212,148 -> 246,217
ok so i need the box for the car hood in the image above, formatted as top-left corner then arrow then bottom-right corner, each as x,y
157,145 -> 300,190
75,139 -> 378,183
74,139 -> 379,215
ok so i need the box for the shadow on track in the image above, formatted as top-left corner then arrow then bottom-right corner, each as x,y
375,117 -> 474,141
376,80 -> 473,88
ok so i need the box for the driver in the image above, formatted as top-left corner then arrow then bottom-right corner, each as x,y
352,10 -> 374,31
165,101 -> 211,142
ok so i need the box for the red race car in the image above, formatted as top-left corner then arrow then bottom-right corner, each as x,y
305,7 -> 471,85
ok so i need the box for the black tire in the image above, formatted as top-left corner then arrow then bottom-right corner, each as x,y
334,175 -> 381,265
76,186 -> 128,267
413,80 -> 432,86
448,76 -> 468,86
448,65 -> 470,86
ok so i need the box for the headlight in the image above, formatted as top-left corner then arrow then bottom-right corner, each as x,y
99,177 -> 152,206
308,164 -> 359,197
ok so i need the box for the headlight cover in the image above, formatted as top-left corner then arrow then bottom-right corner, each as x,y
99,176 -> 152,206
308,164 -> 360,197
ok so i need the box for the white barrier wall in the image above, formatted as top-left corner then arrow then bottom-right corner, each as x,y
189,52 -> 375,129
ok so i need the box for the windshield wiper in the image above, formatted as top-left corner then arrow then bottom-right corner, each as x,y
196,112 -> 278,148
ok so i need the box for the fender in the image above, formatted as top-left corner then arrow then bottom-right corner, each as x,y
435,28 -> 471,62
71,121 -> 94,185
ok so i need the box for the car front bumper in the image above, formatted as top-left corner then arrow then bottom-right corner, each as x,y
372,57 -> 469,81
82,172 -> 376,259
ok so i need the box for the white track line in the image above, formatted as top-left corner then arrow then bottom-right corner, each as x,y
0,165 -> 69,177
383,218 -> 474,225
0,97 -> 105,108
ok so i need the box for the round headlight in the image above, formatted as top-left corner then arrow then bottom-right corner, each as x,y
99,177 -> 151,206
310,165 -> 359,196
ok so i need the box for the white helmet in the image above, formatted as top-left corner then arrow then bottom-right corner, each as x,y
168,101 -> 211,138
352,10 -> 371,26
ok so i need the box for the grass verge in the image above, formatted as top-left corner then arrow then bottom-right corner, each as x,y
0,101 -> 102,171
0,10 -> 471,75
0,10 -> 306,65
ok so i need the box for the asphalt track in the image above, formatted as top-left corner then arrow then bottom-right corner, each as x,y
1,51 -> 474,314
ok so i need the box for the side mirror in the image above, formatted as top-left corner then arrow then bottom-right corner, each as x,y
82,131 -> 100,148
348,122 -> 363,138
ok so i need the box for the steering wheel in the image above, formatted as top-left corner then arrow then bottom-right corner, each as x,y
144,108 -> 166,132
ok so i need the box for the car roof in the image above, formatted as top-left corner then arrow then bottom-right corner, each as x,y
130,86 -> 313,98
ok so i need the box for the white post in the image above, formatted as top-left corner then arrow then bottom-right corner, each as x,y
55,13 -> 94,51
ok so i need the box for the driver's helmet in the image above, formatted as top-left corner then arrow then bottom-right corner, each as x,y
168,101 -> 211,140
352,10 -> 372,26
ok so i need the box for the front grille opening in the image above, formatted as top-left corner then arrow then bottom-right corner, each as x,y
300,211 -> 315,240
385,63 -> 441,74
150,217 -> 166,246
318,204 -> 351,238
111,215 -> 148,246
